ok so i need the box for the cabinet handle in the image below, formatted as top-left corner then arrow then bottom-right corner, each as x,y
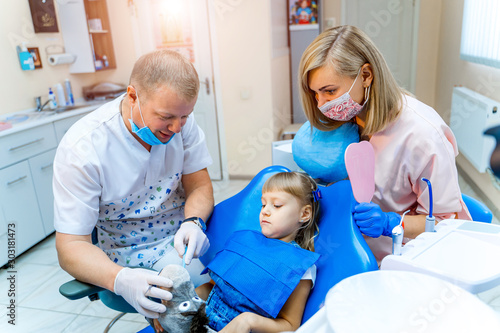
41,163 -> 54,170
7,175 -> 27,186
9,138 -> 44,151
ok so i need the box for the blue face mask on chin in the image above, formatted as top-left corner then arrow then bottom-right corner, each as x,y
128,91 -> 175,146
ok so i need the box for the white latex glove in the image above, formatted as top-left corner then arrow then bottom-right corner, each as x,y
114,267 -> 173,318
173,221 -> 210,265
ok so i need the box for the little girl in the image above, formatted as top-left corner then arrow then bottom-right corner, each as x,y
153,172 -> 321,333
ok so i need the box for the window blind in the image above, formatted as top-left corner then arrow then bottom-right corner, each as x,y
460,0 -> 500,69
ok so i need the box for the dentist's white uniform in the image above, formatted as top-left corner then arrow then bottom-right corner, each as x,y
53,96 -> 212,268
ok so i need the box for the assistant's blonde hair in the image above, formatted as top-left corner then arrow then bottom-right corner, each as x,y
130,49 -> 199,103
262,172 -> 320,252
299,25 -> 405,136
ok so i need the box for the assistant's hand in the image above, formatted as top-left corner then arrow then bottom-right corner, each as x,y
353,202 -> 401,238
114,267 -> 173,318
174,222 -> 210,265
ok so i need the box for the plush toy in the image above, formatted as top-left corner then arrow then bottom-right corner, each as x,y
146,265 -> 216,333
292,121 -> 359,184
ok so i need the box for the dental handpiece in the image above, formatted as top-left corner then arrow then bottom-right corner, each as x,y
421,178 -> 435,232
392,210 -> 410,256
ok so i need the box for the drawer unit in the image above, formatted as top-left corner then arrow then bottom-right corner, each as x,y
0,161 -> 45,266
0,108 -> 94,266
0,123 -> 57,169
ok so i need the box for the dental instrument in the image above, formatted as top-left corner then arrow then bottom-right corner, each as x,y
391,209 -> 410,256
421,177 -> 435,232
182,246 -> 187,268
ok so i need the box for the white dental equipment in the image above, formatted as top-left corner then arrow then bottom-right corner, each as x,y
294,270 -> 500,333
421,177 -> 436,232
382,219 -> 500,294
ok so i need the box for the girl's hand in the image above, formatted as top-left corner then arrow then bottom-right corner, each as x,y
219,312 -> 254,333
152,318 -> 164,333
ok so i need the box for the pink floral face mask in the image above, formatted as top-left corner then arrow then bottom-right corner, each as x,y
318,69 -> 370,121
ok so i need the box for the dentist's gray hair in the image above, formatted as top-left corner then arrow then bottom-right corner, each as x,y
130,49 -> 199,103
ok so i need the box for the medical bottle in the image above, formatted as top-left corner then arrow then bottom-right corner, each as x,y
48,88 -> 57,110
65,79 -> 74,106
55,83 -> 66,107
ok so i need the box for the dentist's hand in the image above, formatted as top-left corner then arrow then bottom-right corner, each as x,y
114,267 -> 173,318
353,202 -> 401,238
174,222 -> 210,265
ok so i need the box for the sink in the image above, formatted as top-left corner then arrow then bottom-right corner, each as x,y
1,102 -> 103,128
53,104 -> 87,113
1,106 -> 80,125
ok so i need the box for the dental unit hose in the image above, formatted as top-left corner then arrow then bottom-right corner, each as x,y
392,209 -> 410,256
421,178 -> 435,232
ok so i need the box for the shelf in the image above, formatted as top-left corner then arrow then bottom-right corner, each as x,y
89,29 -> 109,34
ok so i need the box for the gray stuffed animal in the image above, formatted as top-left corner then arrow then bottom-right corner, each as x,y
146,265 -> 217,333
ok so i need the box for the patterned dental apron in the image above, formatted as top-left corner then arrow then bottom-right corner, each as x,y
97,173 -> 185,268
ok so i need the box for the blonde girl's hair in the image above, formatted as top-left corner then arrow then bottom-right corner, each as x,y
262,172 -> 320,252
129,49 -> 199,103
298,25 -> 405,136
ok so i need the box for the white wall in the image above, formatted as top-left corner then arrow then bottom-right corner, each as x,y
211,0 -> 288,178
435,0 -> 500,213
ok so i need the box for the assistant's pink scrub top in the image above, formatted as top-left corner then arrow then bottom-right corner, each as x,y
364,95 -> 471,261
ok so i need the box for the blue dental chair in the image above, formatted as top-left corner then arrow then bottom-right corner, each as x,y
462,193 -> 493,223
60,165 -> 379,331
198,165 -> 378,323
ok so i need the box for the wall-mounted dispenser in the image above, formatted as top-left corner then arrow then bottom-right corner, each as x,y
17,43 -> 35,71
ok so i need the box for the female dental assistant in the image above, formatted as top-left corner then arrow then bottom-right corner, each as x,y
298,25 -> 471,260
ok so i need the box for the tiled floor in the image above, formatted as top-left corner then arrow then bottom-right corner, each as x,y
1,175 -> 500,332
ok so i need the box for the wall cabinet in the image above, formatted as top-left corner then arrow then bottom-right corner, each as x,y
0,111 -> 93,267
57,0 -> 116,73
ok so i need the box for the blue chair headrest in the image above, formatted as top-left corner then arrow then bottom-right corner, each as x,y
292,122 -> 359,183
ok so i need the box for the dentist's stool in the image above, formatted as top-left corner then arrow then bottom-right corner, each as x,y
295,270 -> 500,333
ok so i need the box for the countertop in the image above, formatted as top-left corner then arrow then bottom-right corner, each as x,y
0,100 -> 107,138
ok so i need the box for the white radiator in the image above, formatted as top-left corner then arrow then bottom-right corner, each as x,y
450,87 -> 500,172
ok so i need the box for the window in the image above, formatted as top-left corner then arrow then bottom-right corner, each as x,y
460,0 -> 500,69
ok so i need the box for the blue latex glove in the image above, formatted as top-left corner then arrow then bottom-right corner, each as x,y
353,202 -> 401,238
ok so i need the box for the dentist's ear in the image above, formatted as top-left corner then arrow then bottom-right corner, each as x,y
300,205 -> 312,223
127,85 -> 138,104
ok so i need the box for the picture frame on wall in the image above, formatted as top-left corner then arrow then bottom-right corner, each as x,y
28,0 -> 59,33
289,0 -> 319,26
28,47 -> 42,69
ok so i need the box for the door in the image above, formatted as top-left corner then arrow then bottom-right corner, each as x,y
129,0 -> 223,180
342,0 -> 418,92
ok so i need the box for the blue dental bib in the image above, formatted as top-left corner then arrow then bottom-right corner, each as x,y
203,230 -> 320,318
